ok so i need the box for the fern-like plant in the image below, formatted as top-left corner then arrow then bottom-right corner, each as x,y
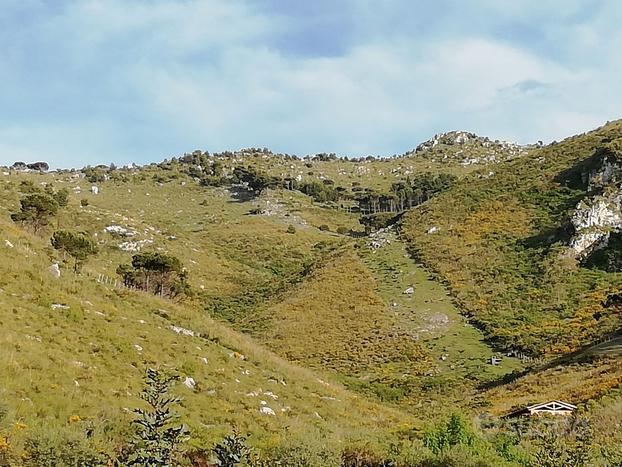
126,368 -> 188,466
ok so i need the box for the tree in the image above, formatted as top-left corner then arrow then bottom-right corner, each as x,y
51,230 -> 98,272
126,369 -> 188,466
233,166 -> 280,194
11,193 -> 59,232
117,252 -> 189,297
44,185 -> 69,207
26,162 -> 49,172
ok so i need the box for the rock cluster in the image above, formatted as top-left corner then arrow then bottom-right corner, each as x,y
568,146 -> 622,259
367,227 -> 393,250
406,130 -> 526,165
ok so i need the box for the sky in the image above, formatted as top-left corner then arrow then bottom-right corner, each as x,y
1,0 -> 622,168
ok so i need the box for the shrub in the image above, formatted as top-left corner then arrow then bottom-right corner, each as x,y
286,225 -> 296,234
212,430 -> 252,466
21,426 -> 106,467
318,224 -> 330,232
423,413 -> 476,455
250,440 -> 340,467
80,198 -> 89,207
336,226 -> 350,235
341,444 -> 394,467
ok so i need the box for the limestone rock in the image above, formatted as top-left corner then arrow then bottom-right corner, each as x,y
48,263 -> 61,278
259,406 -> 276,416
183,377 -> 196,390
568,148 -> 622,259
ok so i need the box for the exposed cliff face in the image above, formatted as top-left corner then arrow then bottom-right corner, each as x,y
568,146 -> 622,259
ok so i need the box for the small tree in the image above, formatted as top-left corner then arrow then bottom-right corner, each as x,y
212,430 -> 252,467
51,230 -> 98,272
117,252 -> 189,297
11,193 -> 59,232
126,369 -> 188,466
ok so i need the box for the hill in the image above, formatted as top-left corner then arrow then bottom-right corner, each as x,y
1,125 -> 622,465
402,120 -> 622,357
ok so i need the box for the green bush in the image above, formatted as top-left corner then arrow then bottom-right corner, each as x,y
21,426 -> 106,467
336,226 -> 350,235
286,225 -> 296,234
318,224 -> 330,232
423,413 -> 476,455
212,430 -> 252,466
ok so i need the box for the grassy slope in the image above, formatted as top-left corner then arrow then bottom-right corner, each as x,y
261,250 -> 429,386
0,200 -> 416,457
402,120 -> 622,356
357,233 -> 523,408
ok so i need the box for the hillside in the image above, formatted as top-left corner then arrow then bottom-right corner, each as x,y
1,124 -> 622,465
0,184 -> 417,463
402,120 -> 622,357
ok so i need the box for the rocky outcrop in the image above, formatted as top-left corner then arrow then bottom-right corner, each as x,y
569,194 -> 622,258
568,145 -> 622,259
404,130 -> 526,165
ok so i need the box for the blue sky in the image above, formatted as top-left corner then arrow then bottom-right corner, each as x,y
1,0 -> 621,167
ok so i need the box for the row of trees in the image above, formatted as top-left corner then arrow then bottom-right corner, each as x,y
218,165 -> 457,215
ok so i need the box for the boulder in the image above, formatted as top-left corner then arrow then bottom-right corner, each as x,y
183,377 -> 196,390
48,263 -> 61,278
259,406 -> 276,416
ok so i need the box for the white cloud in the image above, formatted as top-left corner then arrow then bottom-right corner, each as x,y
1,0 -> 622,166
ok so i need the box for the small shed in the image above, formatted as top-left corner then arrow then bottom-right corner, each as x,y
505,400 -> 577,418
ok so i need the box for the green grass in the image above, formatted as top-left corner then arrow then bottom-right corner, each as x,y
2,126 -> 622,464
402,120 -> 622,356
0,213 -> 416,459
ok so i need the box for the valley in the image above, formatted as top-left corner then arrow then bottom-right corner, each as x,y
1,122 -> 622,465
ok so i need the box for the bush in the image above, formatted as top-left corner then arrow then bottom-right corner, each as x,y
21,426 -> 106,467
318,224 -> 330,232
80,198 -> 89,207
286,225 -> 296,234
336,226 -> 350,235
423,413 -> 476,455
250,440 -> 340,467
212,430 -> 252,466
341,444 -> 394,467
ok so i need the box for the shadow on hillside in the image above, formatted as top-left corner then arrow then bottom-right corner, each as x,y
519,224 -> 573,251
552,151 -> 601,191
477,330 -> 622,392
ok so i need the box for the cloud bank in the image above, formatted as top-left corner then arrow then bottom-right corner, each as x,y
1,0 -> 621,167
